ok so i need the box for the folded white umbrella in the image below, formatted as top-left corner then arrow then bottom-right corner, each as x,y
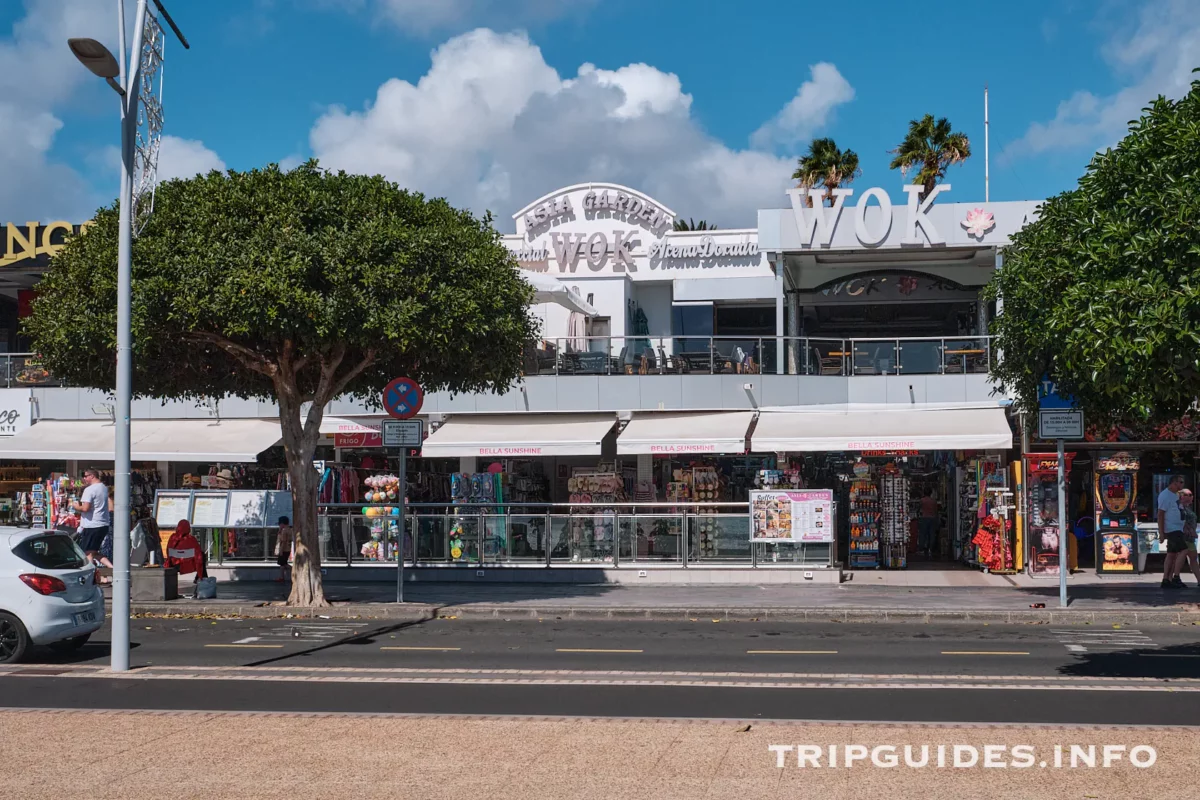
519,269 -> 598,316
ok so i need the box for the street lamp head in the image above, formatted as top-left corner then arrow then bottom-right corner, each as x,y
67,38 -> 120,79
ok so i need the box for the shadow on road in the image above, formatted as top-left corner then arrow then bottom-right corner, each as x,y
1058,641 -> 1200,679
242,617 -> 439,668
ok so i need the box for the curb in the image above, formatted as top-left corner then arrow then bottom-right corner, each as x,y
123,602 -> 1200,625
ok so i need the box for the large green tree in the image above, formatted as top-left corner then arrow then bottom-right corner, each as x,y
888,114 -> 970,197
792,137 -> 861,206
986,79 -> 1200,423
26,162 -> 538,606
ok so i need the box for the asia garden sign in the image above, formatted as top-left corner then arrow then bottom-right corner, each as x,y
505,183 -> 763,278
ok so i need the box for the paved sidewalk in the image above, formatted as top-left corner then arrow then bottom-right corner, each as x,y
3,709 -> 1194,799
117,576 -> 1200,624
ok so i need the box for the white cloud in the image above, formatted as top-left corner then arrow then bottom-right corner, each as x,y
1003,0 -> 1200,160
372,0 -> 593,35
155,136 -> 227,182
0,0 -> 114,221
750,62 -> 856,150
310,28 -> 831,227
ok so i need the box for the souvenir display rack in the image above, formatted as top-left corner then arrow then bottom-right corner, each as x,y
848,462 -> 880,569
880,470 -> 911,569
567,465 -> 624,563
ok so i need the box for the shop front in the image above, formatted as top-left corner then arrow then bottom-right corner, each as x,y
749,404 -> 1016,571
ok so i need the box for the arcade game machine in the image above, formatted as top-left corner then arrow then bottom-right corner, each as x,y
1094,451 -> 1139,574
1022,453 -> 1077,576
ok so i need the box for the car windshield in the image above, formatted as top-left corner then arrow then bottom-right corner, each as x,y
13,534 -> 86,570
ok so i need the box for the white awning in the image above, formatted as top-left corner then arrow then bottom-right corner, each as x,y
421,413 -> 616,458
520,270 -> 598,316
617,411 -> 755,455
751,407 -> 1012,452
0,419 -> 282,462
319,416 -> 384,435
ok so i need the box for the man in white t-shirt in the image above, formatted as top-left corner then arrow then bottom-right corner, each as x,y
72,468 -> 111,568
1159,475 -> 1188,589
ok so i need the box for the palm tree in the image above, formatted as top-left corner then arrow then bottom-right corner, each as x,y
888,114 -> 971,197
791,138 -> 861,206
673,218 -> 717,231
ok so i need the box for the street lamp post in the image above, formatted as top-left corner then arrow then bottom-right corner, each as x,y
68,0 -> 187,673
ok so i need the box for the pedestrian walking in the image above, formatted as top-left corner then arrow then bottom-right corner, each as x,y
1158,475 -> 1188,589
1179,489 -> 1199,586
71,468 -> 112,582
275,516 -> 293,583
918,488 -> 939,558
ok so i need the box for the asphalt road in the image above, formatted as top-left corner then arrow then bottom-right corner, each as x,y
4,618 -> 1199,725
17,617 -> 1200,677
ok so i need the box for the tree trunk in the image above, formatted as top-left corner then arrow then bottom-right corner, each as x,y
275,386 -> 328,607
286,452 -> 326,606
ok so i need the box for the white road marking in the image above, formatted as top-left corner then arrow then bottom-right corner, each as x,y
1051,629 -> 1156,653
232,637 -> 261,644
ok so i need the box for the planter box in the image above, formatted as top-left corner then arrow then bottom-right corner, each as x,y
131,567 -> 179,601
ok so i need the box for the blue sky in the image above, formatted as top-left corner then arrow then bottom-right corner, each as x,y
3,0 -> 1198,228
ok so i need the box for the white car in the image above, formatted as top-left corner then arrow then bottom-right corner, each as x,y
0,527 -> 105,663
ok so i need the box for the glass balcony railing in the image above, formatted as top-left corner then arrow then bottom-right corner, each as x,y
523,336 -> 993,377
6,336 -> 993,392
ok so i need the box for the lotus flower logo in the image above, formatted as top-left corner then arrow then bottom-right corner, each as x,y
961,208 -> 995,239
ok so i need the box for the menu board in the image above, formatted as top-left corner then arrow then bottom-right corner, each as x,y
750,489 -> 834,543
154,492 -> 192,528
191,494 -> 230,528
226,490 -> 267,528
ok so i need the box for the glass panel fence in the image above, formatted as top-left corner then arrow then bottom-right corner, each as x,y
942,337 -> 991,374
688,514 -> 751,563
619,514 -> 684,563
896,339 -> 943,375
549,513 -> 615,564
753,541 -> 834,565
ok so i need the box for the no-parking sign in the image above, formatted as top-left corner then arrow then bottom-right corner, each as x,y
382,376 -> 424,420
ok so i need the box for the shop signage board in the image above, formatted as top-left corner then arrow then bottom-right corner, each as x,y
1038,410 -> 1084,440
382,419 -> 424,448
382,377 -> 424,420
0,389 -> 31,437
749,489 -> 834,543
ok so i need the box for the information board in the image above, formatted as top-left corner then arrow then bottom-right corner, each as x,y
265,491 -> 294,525
226,491 -> 267,528
191,494 -> 229,528
154,492 -> 192,528
749,489 -> 834,543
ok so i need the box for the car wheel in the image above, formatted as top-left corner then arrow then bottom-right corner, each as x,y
48,634 -> 91,653
0,612 -> 30,664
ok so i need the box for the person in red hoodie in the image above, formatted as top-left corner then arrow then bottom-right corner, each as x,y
165,520 -> 206,582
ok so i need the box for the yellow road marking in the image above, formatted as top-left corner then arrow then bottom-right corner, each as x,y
381,646 -> 462,651
556,648 -> 643,654
747,650 -> 838,655
204,644 -> 284,649
941,651 -> 1029,656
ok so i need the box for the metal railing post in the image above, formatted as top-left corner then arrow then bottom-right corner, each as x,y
344,514 -> 353,567
709,337 -> 715,374
545,512 -> 552,567
681,511 -> 689,567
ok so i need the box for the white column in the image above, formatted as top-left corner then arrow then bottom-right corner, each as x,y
774,254 -> 785,375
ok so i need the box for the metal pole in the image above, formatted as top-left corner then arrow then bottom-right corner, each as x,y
396,449 -> 407,603
111,0 -> 149,674
1058,437 -> 1068,608
984,84 -> 990,204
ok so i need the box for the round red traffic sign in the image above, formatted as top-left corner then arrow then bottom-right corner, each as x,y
382,377 -> 424,420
